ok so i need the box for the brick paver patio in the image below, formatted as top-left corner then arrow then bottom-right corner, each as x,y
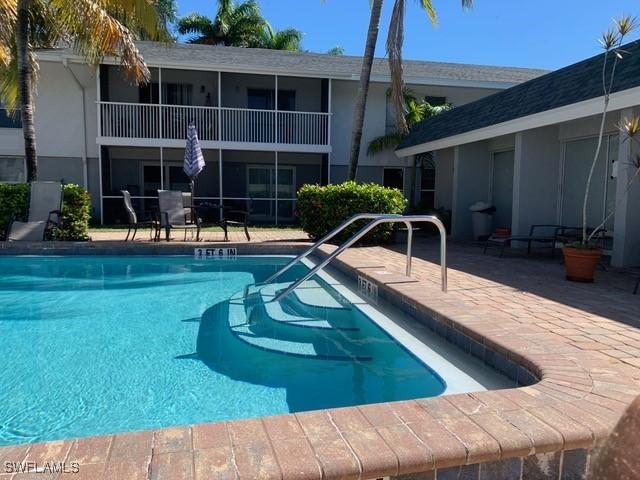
1,236 -> 639,479
88,228 -> 309,243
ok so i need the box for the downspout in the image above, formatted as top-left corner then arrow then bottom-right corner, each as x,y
62,57 -> 88,189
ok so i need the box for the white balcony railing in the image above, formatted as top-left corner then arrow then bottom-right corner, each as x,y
99,102 -> 330,146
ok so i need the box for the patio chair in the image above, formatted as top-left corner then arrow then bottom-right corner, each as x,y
121,190 -> 158,241
6,181 -> 63,241
221,199 -> 251,242
157,190 -> 201,242
195,199 -> 251,242
484,224 -> 608,258
483,224 -> 564,257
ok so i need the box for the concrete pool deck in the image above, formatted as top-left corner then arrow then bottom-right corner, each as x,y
0,236 -> 639,479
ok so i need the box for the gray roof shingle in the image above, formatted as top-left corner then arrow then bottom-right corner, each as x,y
38,41 -> 547,86
398,40 -> 640,151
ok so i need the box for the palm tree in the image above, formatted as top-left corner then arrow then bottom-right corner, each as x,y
347,0 -> 382,181
1,0 -> 160,181
177,0 -> 266,47
257,24 -> 303,51
367,93 -> 450,156
348,0 -> 472,180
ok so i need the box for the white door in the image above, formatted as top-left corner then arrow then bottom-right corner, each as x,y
491,150 -> 515,230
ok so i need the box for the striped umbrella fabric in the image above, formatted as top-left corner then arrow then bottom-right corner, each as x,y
183,123 -> 205,181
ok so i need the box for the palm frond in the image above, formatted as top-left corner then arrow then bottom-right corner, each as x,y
417,0 -> 437,25
270,28 -> 302,50
53,0 -> 151,83
0,52 -> 20,111
367,132 -> 404,156
387,0 -> 408,135
176,12 -> 215,43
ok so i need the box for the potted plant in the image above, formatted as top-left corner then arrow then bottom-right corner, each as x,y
563,16 -> 640,282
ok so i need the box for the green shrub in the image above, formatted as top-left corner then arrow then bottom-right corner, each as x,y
0,183 -> 29,238
297,181 -> 407,243
0,183 -> 91,241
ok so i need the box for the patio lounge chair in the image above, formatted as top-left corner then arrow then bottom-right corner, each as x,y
157,190 -> 201,242
484,224 -> 564,257
121,190 -> 158,241
484,224 -> 608,258
6,181 -> 63,241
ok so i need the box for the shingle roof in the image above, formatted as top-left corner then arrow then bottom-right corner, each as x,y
397,40 -> 640,151
38,41 -> 547,86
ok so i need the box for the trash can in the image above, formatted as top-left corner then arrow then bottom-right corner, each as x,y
469,202 -> 495,240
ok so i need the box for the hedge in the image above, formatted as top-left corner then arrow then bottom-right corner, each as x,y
297,181 -> 407,244
0,183 -> 91,241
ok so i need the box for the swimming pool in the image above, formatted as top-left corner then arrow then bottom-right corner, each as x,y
0,255 -> 509,446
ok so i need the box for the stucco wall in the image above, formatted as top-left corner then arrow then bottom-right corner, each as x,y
451,142 -> 491,239
434,148 -> 454,211
512,126 -> 561,236
330,80 -> 501,170
0,60 -> 97,161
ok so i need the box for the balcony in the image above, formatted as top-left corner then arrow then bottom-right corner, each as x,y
98,102 -> 331,152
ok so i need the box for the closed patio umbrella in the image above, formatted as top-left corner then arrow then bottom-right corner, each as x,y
183,123 -> 206,200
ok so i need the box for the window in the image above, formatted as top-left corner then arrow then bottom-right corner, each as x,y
0,157 -> 26,182
247,89 -> 296,111
139,83 -> 193,105
383,168 -> 404,190
419,154 -> 436,210
0,104 -> 21,129
164,84 -> 193,106
139,83 -> 160,104
425,96 -> 446,106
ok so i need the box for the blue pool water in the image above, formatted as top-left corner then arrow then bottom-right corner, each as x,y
0,256 -> 445,446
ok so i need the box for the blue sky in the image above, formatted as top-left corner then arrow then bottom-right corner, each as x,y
176,1 -> 638,70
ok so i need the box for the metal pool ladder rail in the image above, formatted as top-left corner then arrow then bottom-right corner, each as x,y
262,213 -> 447,302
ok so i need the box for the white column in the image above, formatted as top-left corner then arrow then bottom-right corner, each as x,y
96,66 -> 104,225
327,78 -> 332,183
274,75 -> 279,144
218,149 -> 223,222
158,67 -> 163,140
612,108 -> 640,267
217,71 -> 222,142
274,151 -> 279,226
160,147 -> 164,189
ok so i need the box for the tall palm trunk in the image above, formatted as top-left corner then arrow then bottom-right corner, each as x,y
347,0 -> 383,181
16,0 -> 37,181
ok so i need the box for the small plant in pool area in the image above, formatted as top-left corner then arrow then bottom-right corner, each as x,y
0,183 -> 91,241
563,15 -> 640,282
297,181 -> 406,244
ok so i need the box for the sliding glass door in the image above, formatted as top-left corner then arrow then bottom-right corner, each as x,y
561,134 -> 618,232
247,165 -> 295,222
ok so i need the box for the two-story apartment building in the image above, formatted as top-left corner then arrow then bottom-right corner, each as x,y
0,41 -> 545,224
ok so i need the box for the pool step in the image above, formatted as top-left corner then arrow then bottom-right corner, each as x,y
252,283 -> 358,331
227,300 -> 371,361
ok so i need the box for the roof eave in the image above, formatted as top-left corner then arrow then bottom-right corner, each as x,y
396,85 -> 640,157
35,50 -> 532,89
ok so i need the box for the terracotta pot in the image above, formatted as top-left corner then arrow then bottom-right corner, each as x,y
562,246 -> 602,282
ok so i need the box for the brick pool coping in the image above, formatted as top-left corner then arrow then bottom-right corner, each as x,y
1,240 -> 639,479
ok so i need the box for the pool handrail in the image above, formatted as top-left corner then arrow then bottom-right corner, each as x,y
260,213 -> 387,285
270,214 -> 447,302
